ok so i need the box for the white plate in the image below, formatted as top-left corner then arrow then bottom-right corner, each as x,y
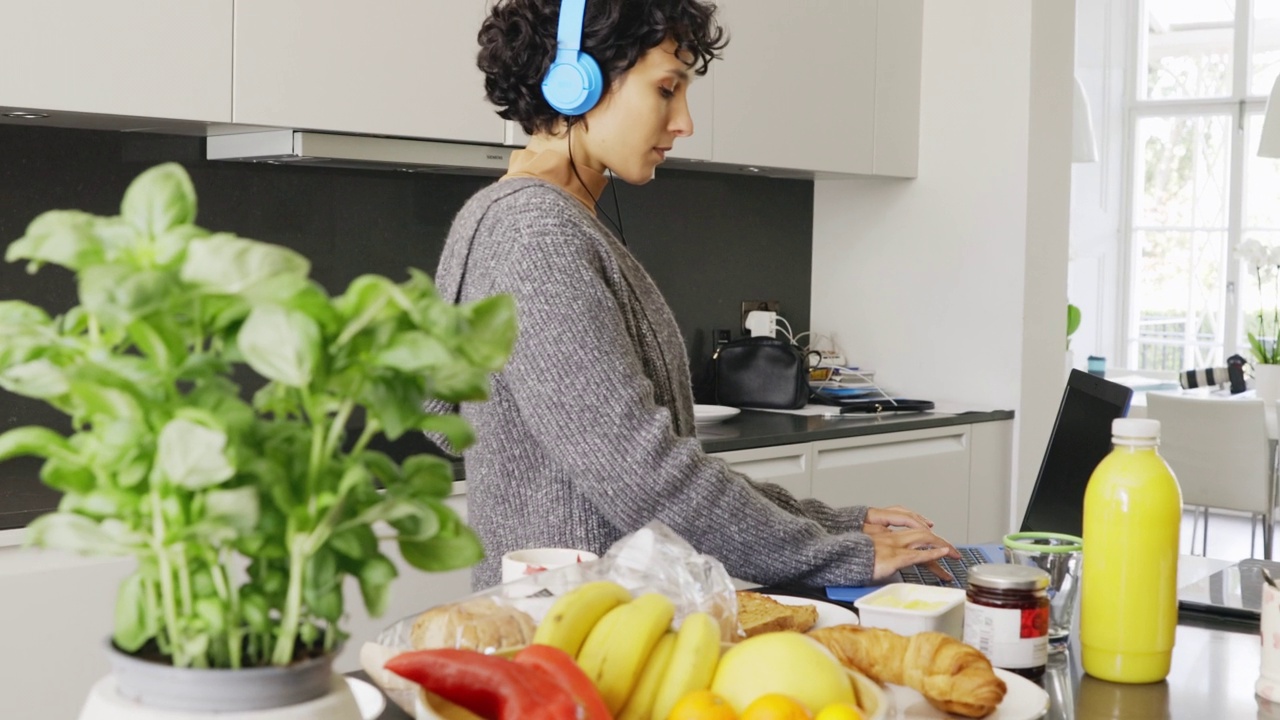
763,593 -> 860,628
345,677 -> 387,720
888,667 -> 1049,720
694,404 -> 741,425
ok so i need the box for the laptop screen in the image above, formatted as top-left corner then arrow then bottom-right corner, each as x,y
1019,369 -> 1133,537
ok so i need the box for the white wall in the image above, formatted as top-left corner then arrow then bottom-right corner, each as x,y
1070,0 -> 1130,370
811,0 -> 1076,531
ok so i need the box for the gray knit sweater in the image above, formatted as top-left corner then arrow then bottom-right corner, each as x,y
431,178 -> 875,589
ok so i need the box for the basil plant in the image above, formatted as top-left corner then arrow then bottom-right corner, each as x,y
0,163 -> 515,668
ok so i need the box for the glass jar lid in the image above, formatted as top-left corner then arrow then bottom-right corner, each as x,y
968,564 -> 1050,591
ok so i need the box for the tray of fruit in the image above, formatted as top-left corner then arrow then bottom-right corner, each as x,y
360,522 -> 1012,720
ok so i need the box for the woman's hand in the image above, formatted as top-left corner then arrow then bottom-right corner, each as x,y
863,504 -> 935,532
862,505 -> 961,582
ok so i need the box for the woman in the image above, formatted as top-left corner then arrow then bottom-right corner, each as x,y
433,0 -> 960,589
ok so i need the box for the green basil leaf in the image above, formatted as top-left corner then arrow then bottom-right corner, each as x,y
328,525 -> 378,561
205,487 -> 260,534
423,361 -> 491,404
398,522 -> 484,572
40,457 -> 95,494
156,418 -> 235,490
0,426 -> 75,463
113,572 -> 154,653
180,234 -> 309,297
399,455 -> 455,498
25,513 -> 141,555
194,596 -> 226,636
0,359 -> 68,399
372,331 -> 452,373
0,300 -> 52,326
458,294 -> 518,372
153,224 -> 208,268
416,415 -> 475,453
304,548 -> 342,621
237,305 -> 320,388
355,554 -> 397,618
342,498 -> 437,534
360,374 -> 427,440
5,210 -> 104,271
120,162 -> 197,238
79,264 -> 182,326
66,381 -> 144,423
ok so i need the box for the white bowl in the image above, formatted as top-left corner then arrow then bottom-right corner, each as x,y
854,583 -> 966,639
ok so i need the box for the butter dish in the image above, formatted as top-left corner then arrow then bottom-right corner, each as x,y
853,583 -> 966,639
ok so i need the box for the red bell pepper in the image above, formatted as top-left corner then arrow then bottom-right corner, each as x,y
515,644 -> 612,720
384,648 -> 580,720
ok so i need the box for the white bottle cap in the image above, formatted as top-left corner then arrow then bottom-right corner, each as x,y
1113,418 -> 1160,440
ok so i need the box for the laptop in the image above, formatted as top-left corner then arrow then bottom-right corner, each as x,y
826,369 -> 1134,601
1178,558 -> 1280,621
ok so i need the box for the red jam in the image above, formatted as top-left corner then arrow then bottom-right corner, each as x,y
963,564 -> 1050,680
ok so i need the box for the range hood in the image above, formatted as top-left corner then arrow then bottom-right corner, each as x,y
206,130 -> 514,175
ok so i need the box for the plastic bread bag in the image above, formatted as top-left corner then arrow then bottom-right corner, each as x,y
361,520 -> 740,716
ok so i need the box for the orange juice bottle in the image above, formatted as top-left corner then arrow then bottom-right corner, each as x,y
1080,418 -> 1182,683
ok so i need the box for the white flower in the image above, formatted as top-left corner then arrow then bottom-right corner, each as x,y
1240,238 -> 1268,270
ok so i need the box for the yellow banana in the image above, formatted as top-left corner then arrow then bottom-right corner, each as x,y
651,611 -> 723,720
532,580 -> 632,657
616,631 -> 677,720
577,592 -> 676,714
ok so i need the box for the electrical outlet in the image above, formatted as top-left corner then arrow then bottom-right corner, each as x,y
740,300 -> 780,333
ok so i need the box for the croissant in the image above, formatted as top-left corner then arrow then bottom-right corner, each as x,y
808,625 -> 1007,718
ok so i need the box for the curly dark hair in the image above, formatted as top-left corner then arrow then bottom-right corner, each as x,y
478,0 -> 728,135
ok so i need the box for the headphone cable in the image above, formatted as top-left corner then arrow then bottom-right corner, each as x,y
567,126 -> 628,246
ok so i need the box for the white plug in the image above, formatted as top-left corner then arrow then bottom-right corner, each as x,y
745,310 -> 777,338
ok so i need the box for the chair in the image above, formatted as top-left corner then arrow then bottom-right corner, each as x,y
1146,392 -> 1275,559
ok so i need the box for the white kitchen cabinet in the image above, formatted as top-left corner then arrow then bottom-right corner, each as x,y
968,420 -> 1014,543
710,0 -> 922,176
0,0 -> 232,122
811,426 -> 973,541
712,442 -> 812,499
233,0 -> 505,144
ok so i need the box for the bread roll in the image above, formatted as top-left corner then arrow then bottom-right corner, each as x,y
409,597 -> 537,653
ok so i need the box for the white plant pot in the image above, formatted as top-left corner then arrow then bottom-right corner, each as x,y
78,640 -> 362,720
1065,349 -> 1075,383
78,675 -> 362,720
1257,364 -> 1280,403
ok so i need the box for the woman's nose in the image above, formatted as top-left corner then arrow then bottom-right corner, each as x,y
671,94 -> 694,137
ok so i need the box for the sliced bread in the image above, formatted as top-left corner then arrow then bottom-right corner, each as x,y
736,590 -> 819,637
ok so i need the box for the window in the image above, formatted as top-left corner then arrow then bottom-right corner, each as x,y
1124,0 -> 1280,370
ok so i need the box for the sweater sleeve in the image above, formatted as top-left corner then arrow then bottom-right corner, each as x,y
479,206 -> 876,587
745,479 -> 869,534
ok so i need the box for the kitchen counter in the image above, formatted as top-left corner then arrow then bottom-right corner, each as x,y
695,406 -> 1014,454
0,407 -> 1012,531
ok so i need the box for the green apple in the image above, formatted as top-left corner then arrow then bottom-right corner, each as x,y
711,633 -> 857,713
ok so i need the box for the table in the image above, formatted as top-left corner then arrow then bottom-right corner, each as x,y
1130,386 -> 1279,440
354,557 -> 1268,719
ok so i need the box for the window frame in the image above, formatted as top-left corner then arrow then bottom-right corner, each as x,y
1120,0 -> 1272,370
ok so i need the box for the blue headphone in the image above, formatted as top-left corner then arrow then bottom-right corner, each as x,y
541,0 -> 604,116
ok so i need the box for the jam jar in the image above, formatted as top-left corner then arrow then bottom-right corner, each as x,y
962,564 -> 1051,680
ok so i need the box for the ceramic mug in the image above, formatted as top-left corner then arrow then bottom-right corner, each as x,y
500,548 -> 598,584
1258,583 -> 1280,702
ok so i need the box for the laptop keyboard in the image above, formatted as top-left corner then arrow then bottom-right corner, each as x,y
897,547 -> 989,589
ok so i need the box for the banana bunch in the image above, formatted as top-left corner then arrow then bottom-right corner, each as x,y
530,580 -> 725,720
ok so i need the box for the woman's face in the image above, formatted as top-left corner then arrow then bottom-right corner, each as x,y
575,38 -> 695,184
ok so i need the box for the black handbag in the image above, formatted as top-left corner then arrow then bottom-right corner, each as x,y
712,337 -> 811,410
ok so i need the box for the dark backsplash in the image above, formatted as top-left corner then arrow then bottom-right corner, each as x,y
0,124 -> 813,528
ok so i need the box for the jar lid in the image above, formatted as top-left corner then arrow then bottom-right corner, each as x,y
968,564 -> 1050,591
